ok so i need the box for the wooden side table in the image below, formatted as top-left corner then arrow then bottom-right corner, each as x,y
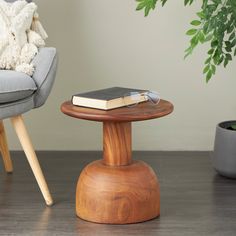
61,100 -> 174,224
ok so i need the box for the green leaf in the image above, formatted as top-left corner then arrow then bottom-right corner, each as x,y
229,32 -> 235,41
198,32 -> 205,43
191,20 -> 201,26
136,0 -> 157,16
225,41 -> 231,48
144,6 -> 151,16
184,47 -> 193,59
225,47 -> 232,53
208,48 -> 214,55
161,0 -> 168,6
211,64 -> 216,74
203,65 -> 210,74
204,35 -> 213,42
190,35 -> 198,46
211,40 -> 218,48
184,0 -> 189,6
218,56 -> 224,65
186,29 -> 198,36
231,39 -> 236,47
226,53 -> 232,61
206,70 -> 212,82
196,11 -> 205,19
136,2 -> 146,10
224,58 -> 229,67
227,24 -> 234,34
205,57 -> 211,64
184,0 -> 194,5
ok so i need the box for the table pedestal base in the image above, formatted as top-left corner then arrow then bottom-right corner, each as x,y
76,160 -> 160,224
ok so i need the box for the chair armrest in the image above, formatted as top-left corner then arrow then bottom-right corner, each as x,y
32,47 -> 58,108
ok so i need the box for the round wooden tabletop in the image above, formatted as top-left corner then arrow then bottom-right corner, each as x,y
61,100 -> 174,122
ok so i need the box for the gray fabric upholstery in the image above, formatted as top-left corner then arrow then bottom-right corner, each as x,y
32,47 -> 58,108
0,47 -> 58,120
0,71 -> 37,103
0,95 -> 34,120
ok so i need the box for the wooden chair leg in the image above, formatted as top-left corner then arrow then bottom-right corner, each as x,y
11,115 -> 53,206
0,120 -> 13,173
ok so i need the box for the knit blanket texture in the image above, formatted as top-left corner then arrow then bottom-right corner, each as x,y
0,0 -> 47,76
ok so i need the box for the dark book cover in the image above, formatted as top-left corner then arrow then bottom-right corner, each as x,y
73,87 -> 147,101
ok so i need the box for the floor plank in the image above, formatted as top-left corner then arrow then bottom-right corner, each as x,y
0,151 -> 236,236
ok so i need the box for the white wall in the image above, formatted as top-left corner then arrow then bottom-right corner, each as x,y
5,0 -> 236,151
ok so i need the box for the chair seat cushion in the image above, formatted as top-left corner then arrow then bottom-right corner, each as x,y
0,70 -> 37,103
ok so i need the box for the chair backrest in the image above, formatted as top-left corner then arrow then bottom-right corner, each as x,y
3,0 -> 58,109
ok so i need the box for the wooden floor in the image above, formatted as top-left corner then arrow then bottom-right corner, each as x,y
0,151 -> 236,236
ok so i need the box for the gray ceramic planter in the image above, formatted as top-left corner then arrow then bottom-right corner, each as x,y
213,121 -> 236,178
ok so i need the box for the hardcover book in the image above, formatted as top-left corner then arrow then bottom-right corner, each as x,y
72,87 -> 148,110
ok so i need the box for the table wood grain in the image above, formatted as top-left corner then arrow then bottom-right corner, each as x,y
61,100 -> 174,122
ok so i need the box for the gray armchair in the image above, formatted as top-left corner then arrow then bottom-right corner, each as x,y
0,0 -> 58,206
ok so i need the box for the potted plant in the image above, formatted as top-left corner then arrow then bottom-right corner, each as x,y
214,121 -> 236,178
136,0 -> 236,177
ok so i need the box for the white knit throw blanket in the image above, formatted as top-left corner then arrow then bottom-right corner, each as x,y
0,0 -> 47,76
